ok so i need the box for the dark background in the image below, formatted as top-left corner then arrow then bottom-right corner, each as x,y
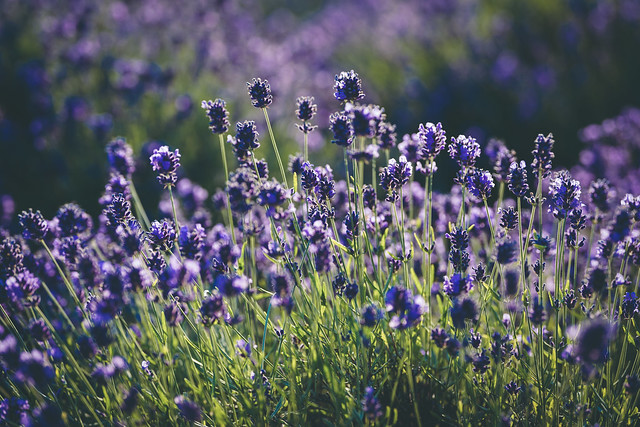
1,0 -> 639,218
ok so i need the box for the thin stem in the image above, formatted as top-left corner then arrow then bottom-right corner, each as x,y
218,133 -> 237,245
263,108 -> 289,189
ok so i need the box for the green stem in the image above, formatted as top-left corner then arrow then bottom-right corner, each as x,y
263,108 -> 289,189
219,133 -> 237,245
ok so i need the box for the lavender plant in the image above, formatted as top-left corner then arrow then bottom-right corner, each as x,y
1,72 -> 640,426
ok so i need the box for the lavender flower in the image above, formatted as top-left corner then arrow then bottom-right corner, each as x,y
148,219 -> 176,251
346,103 -> 383,138
443,273 -> 473,298
377,121 -> 397,149
496,239 -> 518,265
418,122 -> 447,160
466,168 -> 495,200
548,170 -> 582,219
174,395 -> 202,423
362,386 -> 382,421
329,111 -> 354,147
106,193 -> 132,226
531,133 -> 555,178
334,70 -> 364,102
507,161 -> 529,198
499,207 -> 519,230
149,145 -> 181,187
491,141 -> 517,183
361,304 -> 383,327
55,203 -> 92,237
201,99 -> 230,134
589,179 -> 613,213
215,275 -> 250,297
200,294 -> 226,327
448,135 -> 481,169
385,286 -> 426,330
574,318 -> 615,365
431,328 -> 448,348
106,137 -> 135,176
18,209 -> 48,241
233,120 -> 260,157
247,78 -> 272,109
450,298 -> 478,329
379,156 -> 412,202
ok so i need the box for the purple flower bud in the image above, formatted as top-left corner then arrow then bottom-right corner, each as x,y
449,135 -> 480,169
18,209 -> 48,241
334,70 -> 364,102
149,145 -> 181,187
201,99 -> 229,134
247,78 -> 272,109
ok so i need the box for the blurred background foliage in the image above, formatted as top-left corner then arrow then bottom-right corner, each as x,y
1,0 -> 639,218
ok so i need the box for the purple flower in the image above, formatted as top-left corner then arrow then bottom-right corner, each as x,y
15,350 -> 54,388
507,161 -> 529,198
247,78 -> 272,109
334,70 -> 364,102
503,268 -> 520,297
329,111 -> 354,147
343,210 -> 360,240
377,121 -> 397,149
466,168 -> 495,200
431,328 -> 448,348
346,103 -> 383,138
496,239 -> 518,265
257,180 -> 289,208
499,206 -> 519,230
361,304 -> 383,327
418,122 -> 447,159
148,219 -> 176,251
448,135 -> 480,169
18,209 -> 48,241
106,193 -> 132,226
589,179 -> 613,213
443,273 -> 473,298
450,297 -> 478,329
361,386 -> 382,421
505,381 -> 521,395
574,318 -> 615,365
528,297 -> 545,325
621,292 -> 638,319
398,133 -> 422,163
489,140 -> 517,183
55,203 -> 92,237
179,224 -> 206,260
385,286 -> 426,330
0,237 -> 24,280
121,387 -> 140,414
200,294 -> 226,327
548,170 -> 582,219
201,99 -> 230,134
531,133 -> 555,178
379,156 -> 412,202
296,96 -> 317,123
215,275 -> 250,297
164,301 -> 186,327
106,137 -> 135,176
269,271 -> 293,307
149,145 -> 181,187
174,395 -> 202,423
233,120 -> 260,157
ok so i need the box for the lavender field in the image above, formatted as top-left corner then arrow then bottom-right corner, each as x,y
1,0 -> 640,425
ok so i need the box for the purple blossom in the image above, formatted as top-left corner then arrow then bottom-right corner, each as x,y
418,122 -> 447,159
379,156 -> 412,202
507,161 -> 529,198
18,209 -> 48,241
531,133 -> 555,178
247,78 -> 272,109
448,135 -> 481,169
548,170 -> 583,219
334,70 -> 364,102
443,273 -> 473,298
385,286 -> 426,330
201,99 -> 230,134
329,111 -> 354,147
466,168 -> 495,200
149,145 -> 181,187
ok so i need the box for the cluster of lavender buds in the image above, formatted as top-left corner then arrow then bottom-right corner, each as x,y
1,70 -> 639,426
